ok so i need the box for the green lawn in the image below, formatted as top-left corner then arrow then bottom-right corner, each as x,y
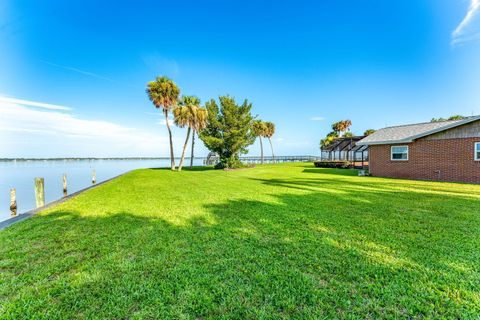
1,163 -> 480,319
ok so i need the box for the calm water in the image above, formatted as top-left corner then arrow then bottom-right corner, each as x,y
0,159 -> 204,222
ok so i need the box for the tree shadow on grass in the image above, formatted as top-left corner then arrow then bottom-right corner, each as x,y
0,181 -> 479,318
303,167 -> 359,176
255,171 -> 480,199
148,166 -> 215,172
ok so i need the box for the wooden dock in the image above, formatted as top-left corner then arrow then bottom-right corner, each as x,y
240,155 -> 320,164
204,155 -> 321,165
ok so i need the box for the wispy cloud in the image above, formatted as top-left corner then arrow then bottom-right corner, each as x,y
0,96 -> 71,111
0,101 -> 155,140
310,116 -> 325,121
0,97 -> 177,157
148,111 -> 174,126
452,0 -> 480,45
158,119 -> 174,126
41,60 -> 117,82
40,60 -> 141,89
141,53 -> 180,76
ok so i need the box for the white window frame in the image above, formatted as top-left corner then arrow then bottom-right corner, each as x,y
391,145 -> 409,161
475,142 -> 480,161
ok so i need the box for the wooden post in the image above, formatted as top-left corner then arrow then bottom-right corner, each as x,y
92,169 -> 96,184
10,188 -> 17,217
63,174 -> 68,197
34,178 -> 45,208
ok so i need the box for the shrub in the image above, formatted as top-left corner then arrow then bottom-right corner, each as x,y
199,96 -> 256,169
214,158 -> 242,170
314,160 -> 352,169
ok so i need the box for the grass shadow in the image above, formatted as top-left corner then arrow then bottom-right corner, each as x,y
1,168 -> 479,318
148,166 -> 215,172
303,167 -> 359,176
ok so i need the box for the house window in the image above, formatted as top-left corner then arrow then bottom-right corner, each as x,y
475,142 -> 480,161
391,146 -> 409,161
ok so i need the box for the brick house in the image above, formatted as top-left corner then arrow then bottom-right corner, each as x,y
357,116 -> 480,183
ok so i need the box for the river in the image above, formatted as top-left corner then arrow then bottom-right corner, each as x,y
0,158 -> 205,222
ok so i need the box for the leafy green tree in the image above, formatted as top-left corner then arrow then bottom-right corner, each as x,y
146,76 -> 180,170
264,122 -> 276,162
199,96 -> 256,169
431,115 -> 466,122
173,96 -> 200,171
343,131 -> 354,138
363,129 -> 376,136
252,121 -> 267,164
448,115 -> 466,120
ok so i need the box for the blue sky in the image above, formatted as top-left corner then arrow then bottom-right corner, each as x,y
1,0 -> 480,157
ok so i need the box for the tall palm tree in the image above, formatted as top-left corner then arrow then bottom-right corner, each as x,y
190,107 -> 208,169
341,120 -> 352,135
332,120 -> 352,137
264,122 -> 275,162
252,121 -> 266,164
174,96 -> 200,171
146,76 -> 180,170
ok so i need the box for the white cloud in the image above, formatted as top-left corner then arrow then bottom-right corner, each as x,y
452,0 -> 480,45
151,111 -> 174,126
158,118 -> 174,126
0,96 -> 71,110
310,116 -> 325,121
0,97 -> 177,157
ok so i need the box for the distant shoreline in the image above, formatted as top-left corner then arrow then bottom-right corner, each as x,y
0,155 -> 319,162
0,157 -> 205,162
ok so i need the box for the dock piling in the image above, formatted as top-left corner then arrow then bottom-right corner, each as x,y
63,174 -> 68,197
34,178 -> 45,208
10,188 -> 17,217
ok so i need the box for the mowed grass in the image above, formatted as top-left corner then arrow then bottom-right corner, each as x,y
1,163 -> 480,319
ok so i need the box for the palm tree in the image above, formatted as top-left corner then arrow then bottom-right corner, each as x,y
174,96 -> 200,171
190,107 -> 208,169
341,120 -> 352,133
320,131 -> 339,148
264,122 -> 275,162
332,120 -> 352,137
146,76 -> 180,170
252,121 -> 266,164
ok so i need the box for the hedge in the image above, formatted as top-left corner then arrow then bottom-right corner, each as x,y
314,160 -> 352,169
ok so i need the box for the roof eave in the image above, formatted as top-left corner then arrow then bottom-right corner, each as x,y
356,138 -> 413,146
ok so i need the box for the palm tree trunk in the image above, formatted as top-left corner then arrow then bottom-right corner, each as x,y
259,137 -> 264,164
164,109 -> 176,170
190,130 -> 195,169
268,137 -> 275,163
178,127 -> 191,171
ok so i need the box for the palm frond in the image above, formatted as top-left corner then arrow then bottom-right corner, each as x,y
146,76 -> 180,111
